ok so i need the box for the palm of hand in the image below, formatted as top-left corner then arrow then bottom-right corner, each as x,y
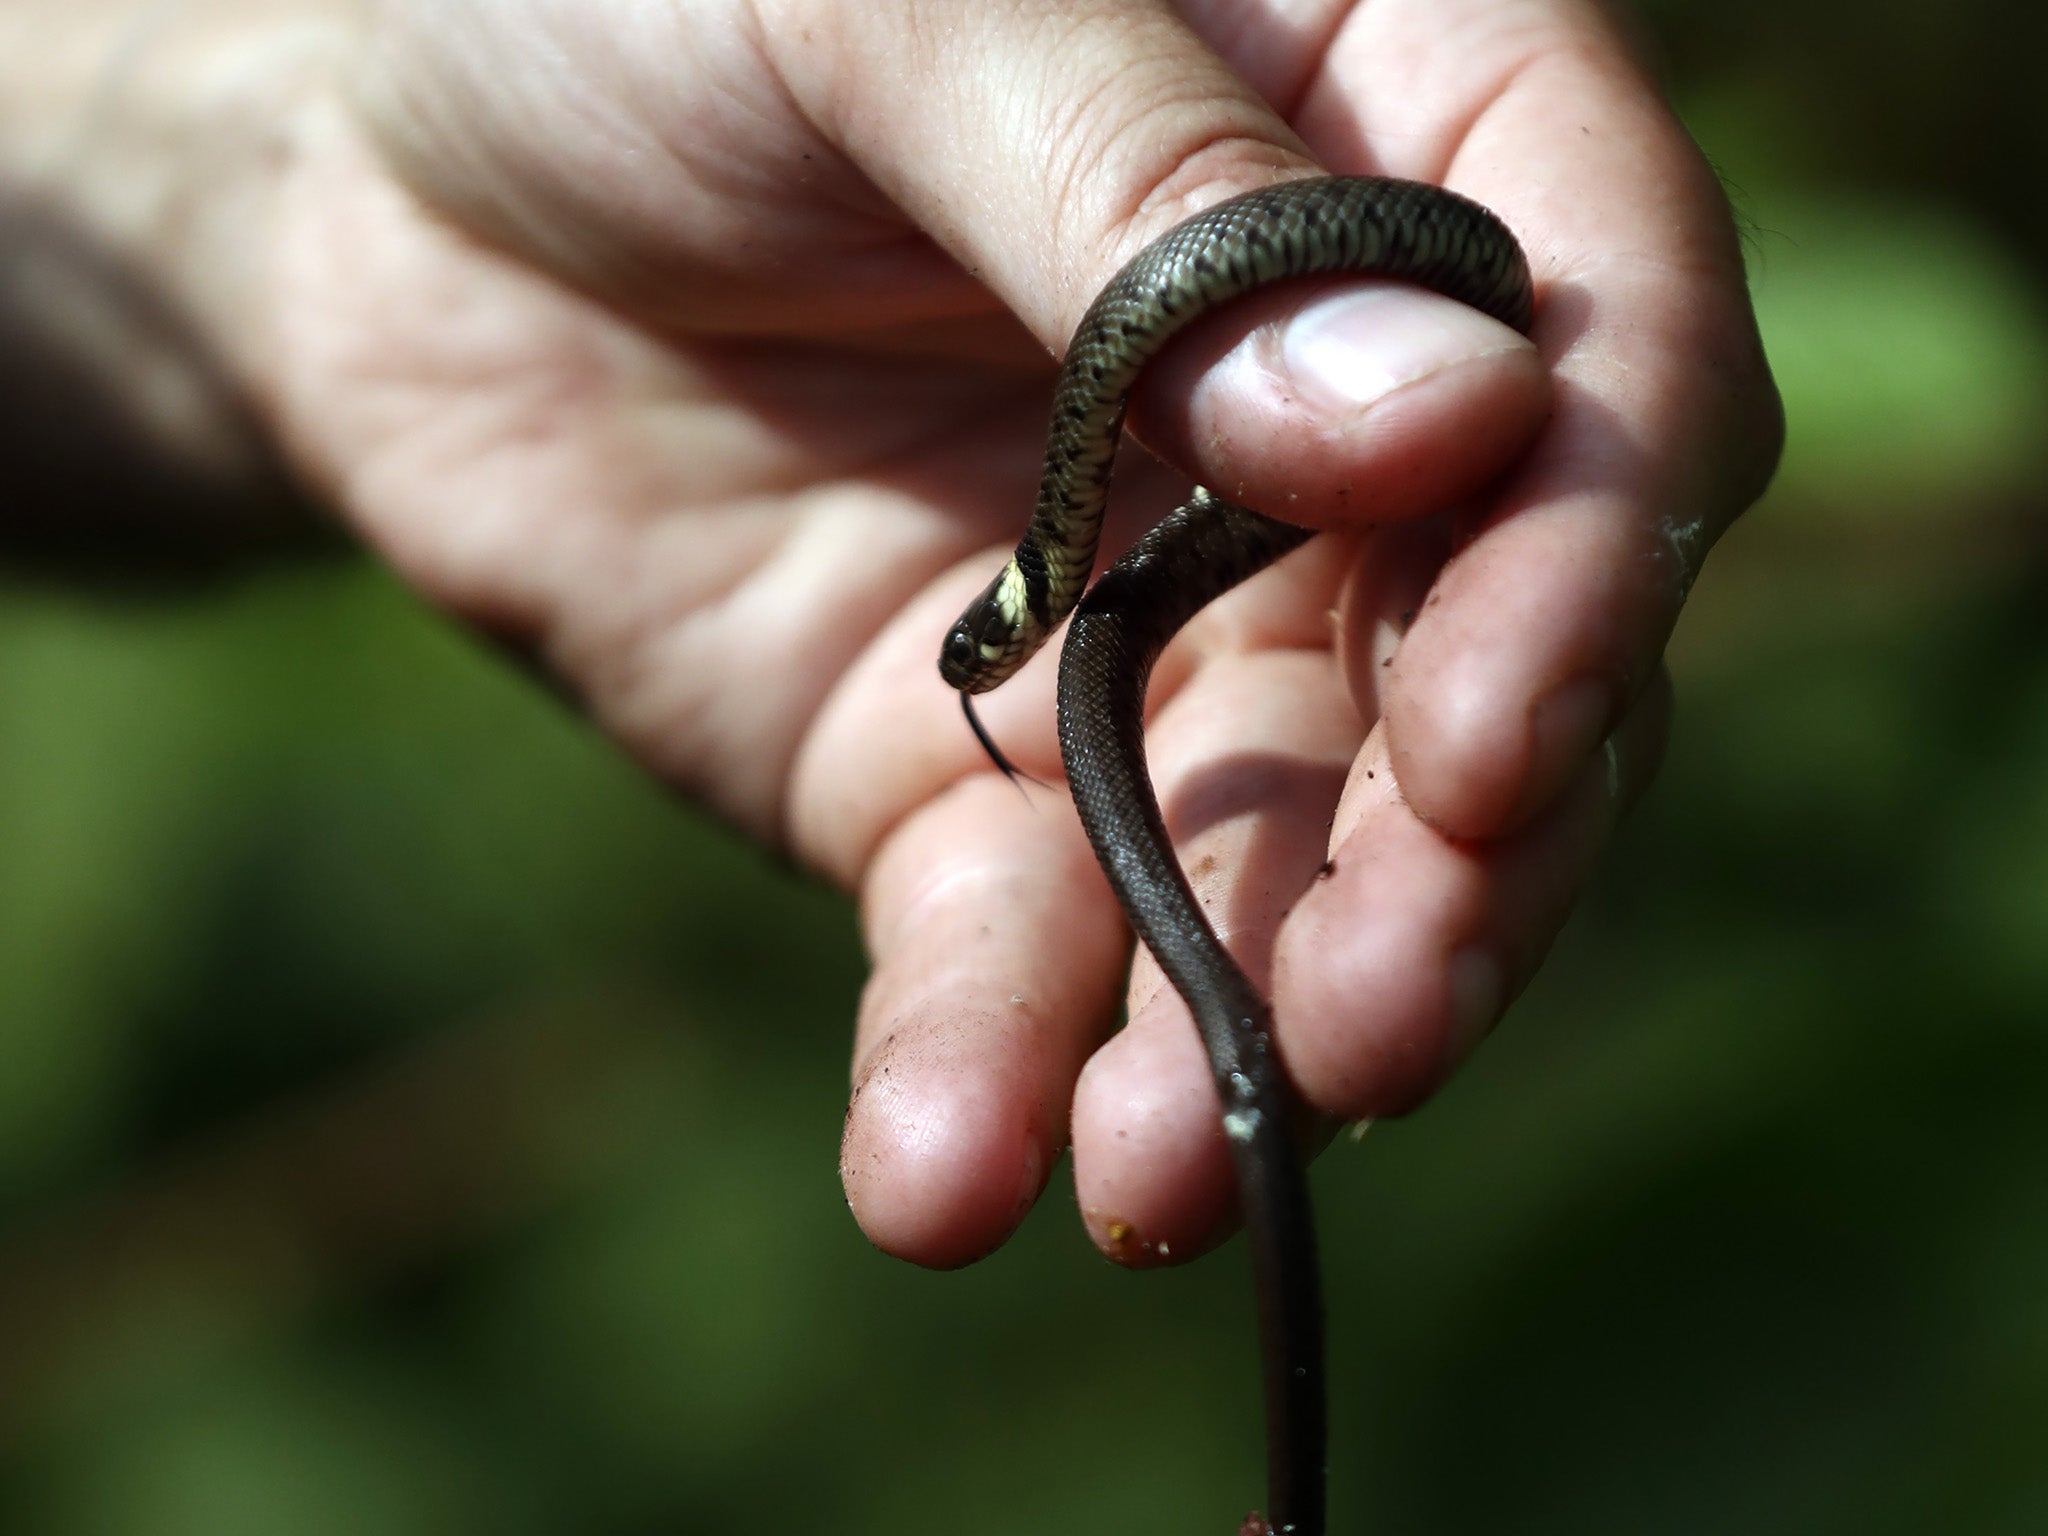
265,104 -> 1048,838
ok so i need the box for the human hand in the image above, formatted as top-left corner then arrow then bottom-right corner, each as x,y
64,0 -> 1778,1268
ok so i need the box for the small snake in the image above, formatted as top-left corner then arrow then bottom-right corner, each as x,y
939,176 -> 1535,1534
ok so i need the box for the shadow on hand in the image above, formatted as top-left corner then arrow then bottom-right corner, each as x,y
0,188 -> 345,590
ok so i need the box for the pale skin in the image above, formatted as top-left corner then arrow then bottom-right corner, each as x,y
3,0 -> 1780,1268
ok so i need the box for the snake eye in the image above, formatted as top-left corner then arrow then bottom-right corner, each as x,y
940,625 -> 978,684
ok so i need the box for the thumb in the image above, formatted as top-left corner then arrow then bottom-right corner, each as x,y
765,0 -> 1546,523
766,0 -> 1316,345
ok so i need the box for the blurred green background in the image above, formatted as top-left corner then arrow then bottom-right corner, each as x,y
3,5 -> 2046,1533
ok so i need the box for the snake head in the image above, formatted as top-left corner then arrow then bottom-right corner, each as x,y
938,562 -> 1033,693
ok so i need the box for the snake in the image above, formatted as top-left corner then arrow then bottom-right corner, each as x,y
937,176 -> 1535,1535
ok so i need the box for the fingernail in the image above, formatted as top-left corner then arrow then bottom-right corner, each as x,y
1283,286 -> 1527,413
1445,947 -> 1503,1071
1518,677 -> 1614,823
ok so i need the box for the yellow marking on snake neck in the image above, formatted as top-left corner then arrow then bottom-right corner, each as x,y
995,560 -> 1030,629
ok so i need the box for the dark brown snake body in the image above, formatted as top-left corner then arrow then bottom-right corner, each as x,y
938,176 -> 1535,1534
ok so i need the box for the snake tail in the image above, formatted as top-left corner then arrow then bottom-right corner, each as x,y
1057,491 -> 1320,1533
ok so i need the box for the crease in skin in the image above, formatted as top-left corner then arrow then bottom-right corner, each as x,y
863,855 -> 1030,967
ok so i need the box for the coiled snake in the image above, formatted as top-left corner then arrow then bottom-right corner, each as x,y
938,176 -> 1535,1534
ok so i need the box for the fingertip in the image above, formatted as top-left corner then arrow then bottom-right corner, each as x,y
1387,629 -> 1626,839
841,1024 -> 1053,1269
844,777 -> 1125,1269
1377,493 -> 1648,840
1272,810 -> 1486,1119
1070,1002 -> 1237,1267
1275,905 -> 1461,1121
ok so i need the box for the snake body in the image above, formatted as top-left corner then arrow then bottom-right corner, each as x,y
939,177 -> 1535,1535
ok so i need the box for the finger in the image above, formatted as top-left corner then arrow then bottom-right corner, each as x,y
1274,665 -> 1673,1119
844,774 -> 1128,1268
767,0 -> 1551,523
790,499 -> 1135,1271
1297,0 -> 1783,835
768,0 -> 1320,346
1333,508 -> 1458,729
1067,545 -> 1363,1264
1072,652 -> 1670,1263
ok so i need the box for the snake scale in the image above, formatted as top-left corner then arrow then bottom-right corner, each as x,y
939,175 -> 1535,1535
